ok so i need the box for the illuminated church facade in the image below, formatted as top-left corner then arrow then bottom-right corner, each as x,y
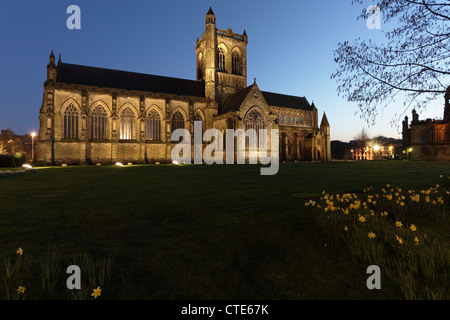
37,7 -> 331,165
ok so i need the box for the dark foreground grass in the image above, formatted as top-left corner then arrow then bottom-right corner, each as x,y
0,161 -> 448,299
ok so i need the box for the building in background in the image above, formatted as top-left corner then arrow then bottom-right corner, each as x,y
0,129 -> 38,160
36,7 -> 331,166
402,87 -> 450,161
349,137 -> 403,160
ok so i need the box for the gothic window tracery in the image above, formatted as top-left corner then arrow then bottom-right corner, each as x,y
63,103 -> 79,139
120,107 -> 136,140
244,108 -> 266,148
146,109 -> 161,141
91,105 -> 107,140
171,110 -> 185,133
217,48 -> 226,72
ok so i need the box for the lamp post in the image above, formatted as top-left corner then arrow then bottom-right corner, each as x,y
31,132 -> 36,163
8,139 -> 15,167
374,145 -> 380,160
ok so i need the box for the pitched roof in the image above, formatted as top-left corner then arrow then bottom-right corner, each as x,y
220,85 -> 254,113
220,85 -> 315,114
261,91 -> 314,111
320,112 -> 330,127
56,62 -> 205,97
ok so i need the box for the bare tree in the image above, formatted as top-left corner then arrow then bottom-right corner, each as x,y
354,127 -> 370,147
332,0 -> 450,125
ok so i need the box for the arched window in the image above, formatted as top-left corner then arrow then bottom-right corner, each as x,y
63,103 -> 79,139
245,108 -> 266,148
194,110 -> 204,132
217,48 -> 225,72
279,113 -> 284,124
290,115 -> 294,125
120,107 -> 136,140
295,115 -> 300,125
171,110 -> 185,133
197,53 -> 203,80
146,109 -> 161,141
91,105 -> 107,140
305,113 -> 311,126
232,51 -> 240,75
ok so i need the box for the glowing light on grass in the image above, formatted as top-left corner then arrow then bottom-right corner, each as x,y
115,162 -> 123,167
22,164 -> 32,169
172,160 -> 179,166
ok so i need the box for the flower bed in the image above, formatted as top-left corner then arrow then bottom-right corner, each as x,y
306,176 -> 450,299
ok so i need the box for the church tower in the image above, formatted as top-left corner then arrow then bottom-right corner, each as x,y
198,7 -> 217,101
195,7 -> 248,106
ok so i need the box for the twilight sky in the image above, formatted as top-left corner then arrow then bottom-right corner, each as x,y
0,0 -> 446,141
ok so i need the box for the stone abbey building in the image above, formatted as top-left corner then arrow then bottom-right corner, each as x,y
402,86 -> 450,161
37,7 -> 331,165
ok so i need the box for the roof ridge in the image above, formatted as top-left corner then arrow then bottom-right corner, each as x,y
58,62 -> 200,83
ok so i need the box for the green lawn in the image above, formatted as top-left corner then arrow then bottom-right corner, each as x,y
0,161 -> 448,299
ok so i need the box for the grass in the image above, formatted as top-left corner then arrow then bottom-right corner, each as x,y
0,160 -> 448,299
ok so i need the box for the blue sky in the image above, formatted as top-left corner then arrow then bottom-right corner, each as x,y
0,0 -> 445,141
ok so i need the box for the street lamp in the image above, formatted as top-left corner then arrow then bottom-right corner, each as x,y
31,132 -> 36,163
374,145 -> 380,160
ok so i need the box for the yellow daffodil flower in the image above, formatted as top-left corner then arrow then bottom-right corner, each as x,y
91,286 -> 102,299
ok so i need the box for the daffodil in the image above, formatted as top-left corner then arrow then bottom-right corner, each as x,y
368,232 -> 376,239
17,286 -> 25,294
16,247 -> 23,256
414,237 -> 419,245
358,216 -> 366,223
91,286 -> 102,299
395,221 -> 403,228
344,226 -> 349,232
410,224 -> 417,232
